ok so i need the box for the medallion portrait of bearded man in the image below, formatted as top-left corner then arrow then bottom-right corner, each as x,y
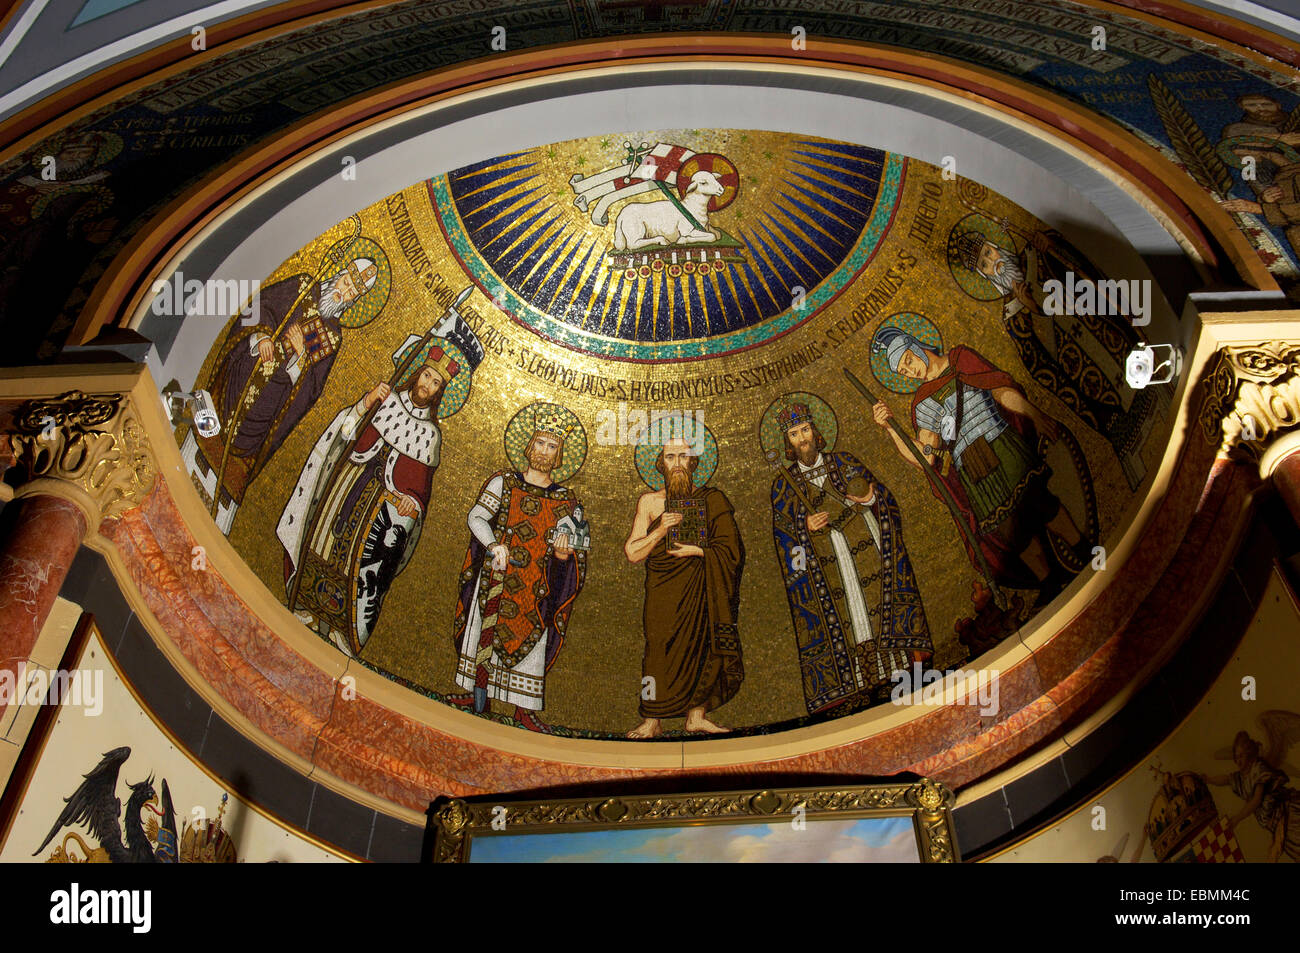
625,424 -> 743,739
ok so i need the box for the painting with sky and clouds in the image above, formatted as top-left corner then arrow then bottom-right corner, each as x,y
467,816 -> 920,863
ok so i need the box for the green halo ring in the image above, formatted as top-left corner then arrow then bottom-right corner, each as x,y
392,335 -> 472,418
504,402 -> 588,485
45,129 -> 124,167
869,312 -> 944,395
946,213 -> 1016,301
634,423 -> 719,490
759,392 -> 839,461
1216,135 -> 1300,171
318,235 -> 392,329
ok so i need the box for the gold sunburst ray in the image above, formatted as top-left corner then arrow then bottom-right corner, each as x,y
568,238 -> 610,320
541,235 -> 597,314
679,273 -> 695,337
651,270 -> 665,342
515,225 -> 578,292
699,271 -> 721,336
733,237 -> 784,311
532,231 -> 586,311
789,164 -> 869,204
792,148 -> 883,183
744,228 -> 800,304
789,162 -> 873,203
719,257 -> 752,317
467,184 -> 550,235
626,276 -> 646,340
478,202 -> 555,254
780,174 -> 859,230
452,161 -> 537,203
499,214 -> 569,278
582,267 -> 618,332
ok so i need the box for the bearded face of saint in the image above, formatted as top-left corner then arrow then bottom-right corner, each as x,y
656,440 -> 700,499
53,142 -> 98,179
318,262 -> 373,321
525,432 -> 563,475
975,242 -> 1024,296
783,421 -> 826,465
1241,96 -> 1284,124
318,273 -> 353,320
406,365 -> 446,409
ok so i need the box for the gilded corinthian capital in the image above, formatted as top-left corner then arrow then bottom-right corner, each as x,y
7,390 -> 156,528
1199,341 -> 1300,467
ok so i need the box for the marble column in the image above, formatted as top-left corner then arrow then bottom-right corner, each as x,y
0,496 -> 87,719
1,389 -> 155,719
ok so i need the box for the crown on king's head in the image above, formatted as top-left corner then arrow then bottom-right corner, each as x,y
779,401 -> 814,430
424,345 -> 459,383
533,407 -> 573,440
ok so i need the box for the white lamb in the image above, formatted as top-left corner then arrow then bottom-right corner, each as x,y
612,170 -> 725,251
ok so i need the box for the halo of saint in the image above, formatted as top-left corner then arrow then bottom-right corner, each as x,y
946,213 -> 1016,301
329,234 -> 392,328
634,422 -> 718,489
869,312 -> 943,394
504,402 -> 588,484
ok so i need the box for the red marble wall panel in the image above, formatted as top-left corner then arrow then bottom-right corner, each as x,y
103,484 -> 336,760
100,433 -> 1248,808
0,495 -> 86,722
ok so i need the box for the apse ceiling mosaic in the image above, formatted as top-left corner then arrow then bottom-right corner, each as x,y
177,129 -> 1170,740
437,138 -> 899,359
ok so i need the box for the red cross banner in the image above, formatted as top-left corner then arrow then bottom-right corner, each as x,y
570,142 -> 696,226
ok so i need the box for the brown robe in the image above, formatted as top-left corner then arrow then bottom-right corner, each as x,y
639,487 -> 744,719
1259,163 -> 1300,260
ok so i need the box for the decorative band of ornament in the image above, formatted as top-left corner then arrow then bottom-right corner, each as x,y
429,153 -> 905,362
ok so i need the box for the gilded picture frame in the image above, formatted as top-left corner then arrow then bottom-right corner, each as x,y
427,778 -> 958,863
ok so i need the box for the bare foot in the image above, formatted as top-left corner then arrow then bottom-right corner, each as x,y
684,709 -> 730,734
627,718 -> 662,739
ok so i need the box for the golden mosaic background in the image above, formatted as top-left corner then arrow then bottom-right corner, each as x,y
186,130 -> 1170,738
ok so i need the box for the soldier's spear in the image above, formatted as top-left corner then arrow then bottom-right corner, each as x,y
843,366 -> 1006,610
